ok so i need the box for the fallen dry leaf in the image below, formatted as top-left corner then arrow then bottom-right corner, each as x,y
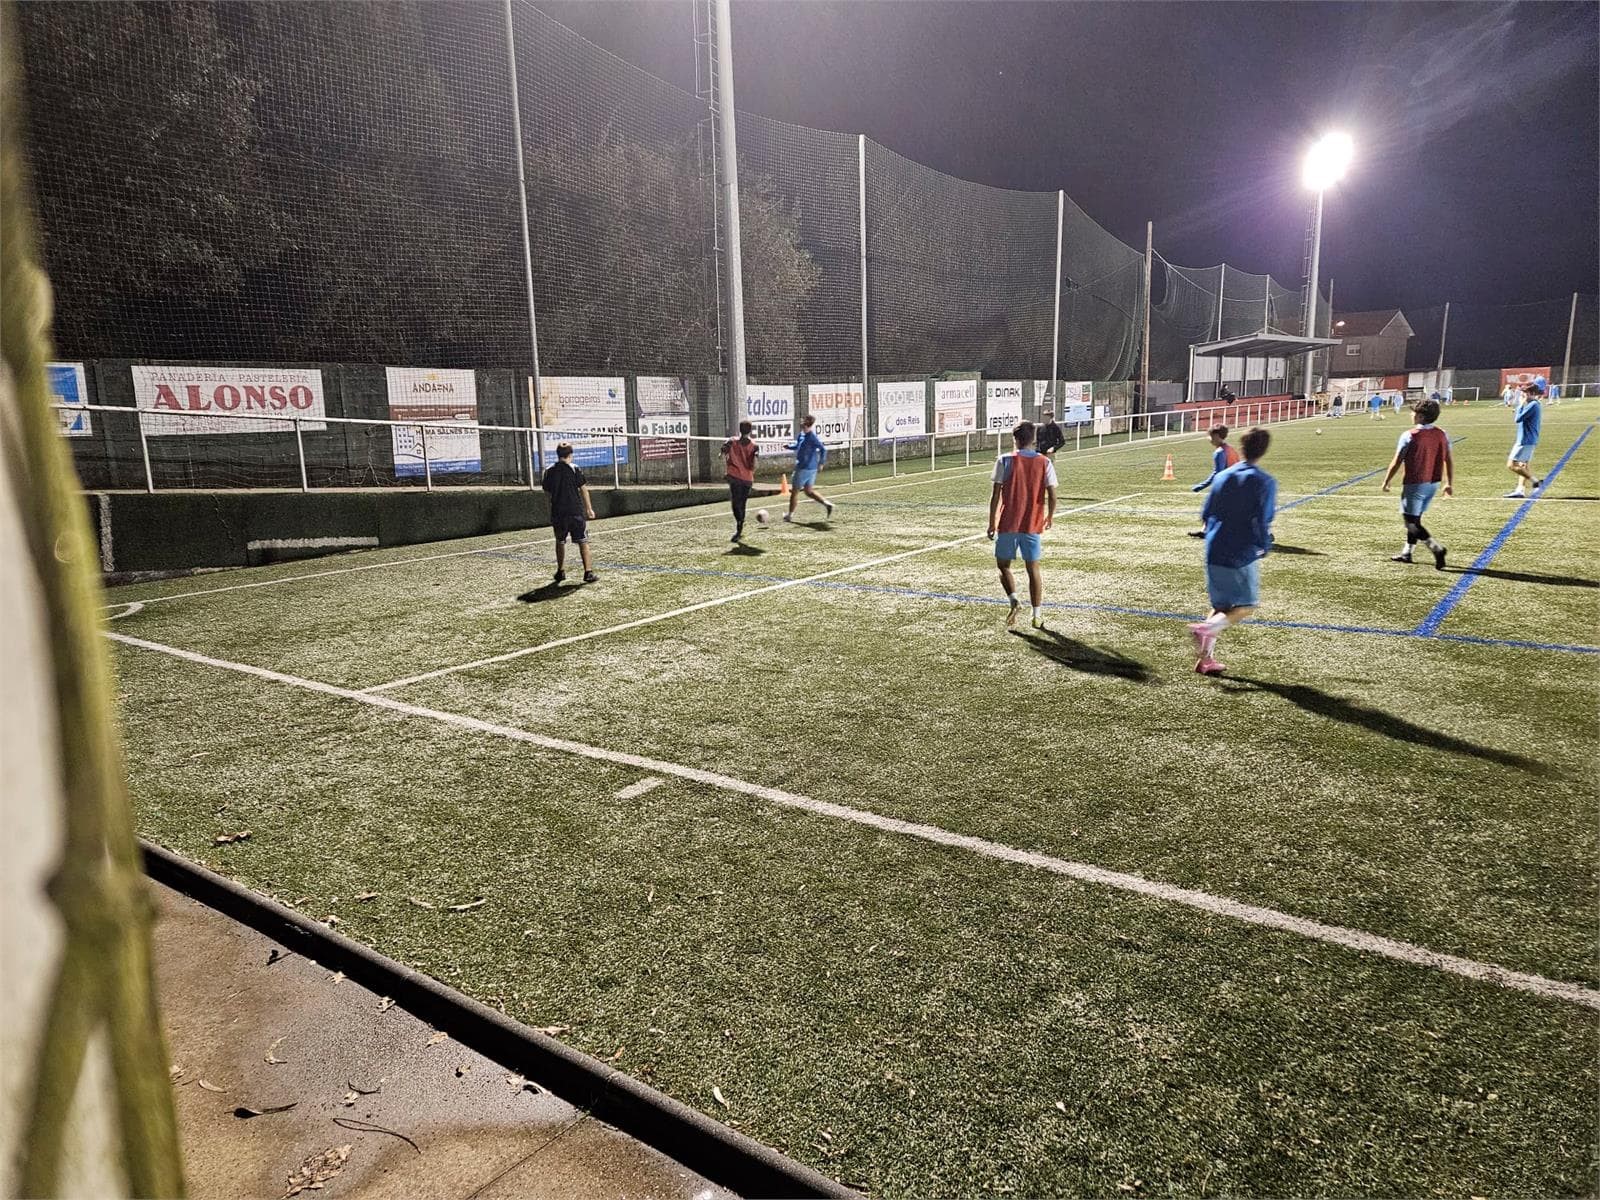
284,1144 -> 351,1197
213,830 -> 252,845
376,997 -> 395,1013
265,1037 -> 287,1065
1054,1101 -> 1067,1113
169,1065 -> 185,1083
406,897 -> 435,910
607,1047 -> 624,1063
321,914 -> 342,928
446,898 -> 486,913
347,1080 -> 382,1096
341,1091 -> 359,1107
354,892 -> 379,902
235,1102 -> 297,1118
426,1031 -> 449,1047
712,1086 -> 728,1108
329,971 -> 346,985
536,1024 -> 570,1037
454,1064 -> 471,1078
198,1079 -> 228,1094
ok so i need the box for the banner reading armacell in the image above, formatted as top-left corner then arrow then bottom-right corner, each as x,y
985,380 -> 1024,434
636,376 -> 691,461
535,376 -> 628,469
1058,381 -> 1092,425
386,367 -> 480,477
49,362 -> 91,437
877,380 -> 926,444
743,385 -> 794,456
933,379 -> 977,435
131,365 -> 326,435
807,383 -> 864,447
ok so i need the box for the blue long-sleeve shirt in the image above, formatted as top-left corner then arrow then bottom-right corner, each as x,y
787,429 -> 827,469
1513,399 -> 1542,446
1201,461 -> 1276,567
1191,444 -> 1237,492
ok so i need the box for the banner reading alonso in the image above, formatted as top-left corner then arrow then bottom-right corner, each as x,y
985,380 -> 1024,434
636,376 -> 691,461
933,379 -> 977,435
743,384 -> 794,456
807,382 -> 864,446
49,362 -> 91,437
387,367 -> 480,477
535,376 -> 628,469
132,365 -> 326,435
877,380 -> 927,444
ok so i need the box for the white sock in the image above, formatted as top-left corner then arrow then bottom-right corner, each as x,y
1007,592 -> 1019,605
1399,543 -> 1412,557
1200,613 -> 1230,636
1031,606 -> 1042,621
1427,538 -> 1443,551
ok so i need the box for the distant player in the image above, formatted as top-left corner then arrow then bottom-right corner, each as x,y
1186,424 -> 1240,538
1380,397 -> 1452,569
721,420 -> 759,543
1188,427 -> 1275,677
1501,382 -> 1517,407
1368,392 -> 1383,419
1506,379 -> 1545,498
541,442 -> 598,584
987,420 -> 1058,630
1036,408 -> 1066,458
1549,381 -> 1562,406
783,414 -> 835,522
1330,394 -> 1345,418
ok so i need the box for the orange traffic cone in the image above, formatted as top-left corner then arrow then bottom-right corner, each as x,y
778,473 -> 790,496
1161,453 -> 1175,482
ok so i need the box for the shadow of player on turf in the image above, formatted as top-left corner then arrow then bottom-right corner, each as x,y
1440,566 -> 1598,589
725,543 -> 766,556
1269,543 -> 1326,557
1219,676 -> 1549,775
516,583 -> 581,603
1011,629 -> 1156,683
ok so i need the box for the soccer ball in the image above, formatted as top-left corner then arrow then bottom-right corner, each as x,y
1316,428 -> 1323,435
756,508 -> 769,525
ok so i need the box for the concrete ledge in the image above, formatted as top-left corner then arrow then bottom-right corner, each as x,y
88,486 -> 757,578
142,841 -> 856,1200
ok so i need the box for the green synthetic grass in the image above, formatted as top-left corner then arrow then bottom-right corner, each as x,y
109,401 -> 1599,1197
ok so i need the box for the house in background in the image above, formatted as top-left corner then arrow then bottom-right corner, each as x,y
1329,309 -> 1414,376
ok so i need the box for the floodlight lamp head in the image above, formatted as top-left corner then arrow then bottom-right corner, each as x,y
1302,131 -> 1354,191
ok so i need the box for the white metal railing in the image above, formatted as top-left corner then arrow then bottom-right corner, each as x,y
52,399 -> 1321,493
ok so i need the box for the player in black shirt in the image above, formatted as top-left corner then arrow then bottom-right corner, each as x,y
1036,408 -> 1065,457
541,442 -> 598,584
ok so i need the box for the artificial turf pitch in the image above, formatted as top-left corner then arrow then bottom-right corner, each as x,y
108,401 -> 1598,1197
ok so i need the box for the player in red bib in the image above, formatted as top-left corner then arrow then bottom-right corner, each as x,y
720,420 -> 760,544
986,421 -> 1058,629
1380,396 -> 1453,569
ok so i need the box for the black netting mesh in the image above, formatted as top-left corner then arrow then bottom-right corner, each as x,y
1058,194 -> 1143,382
1149,260 -> 1221,379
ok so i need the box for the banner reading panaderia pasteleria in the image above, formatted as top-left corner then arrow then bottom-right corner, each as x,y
132,365 -> 327,435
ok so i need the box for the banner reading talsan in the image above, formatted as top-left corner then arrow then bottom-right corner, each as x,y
535,376 -> 628,469
386,367 -> 480,477
985,380 -> 1024,434
933,379 -> 977,435
49,362 -> 91,437
636,376 -> 691,461
877,380 -> 926,444
743,385 -> 794,456
132,365 -> 326,435
807,383 -> 864,447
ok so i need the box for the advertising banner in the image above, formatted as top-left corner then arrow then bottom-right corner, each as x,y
1500,366 -> 1552,391
131,365 -> 326,435
49,362 -> 91,437
806,382 -> 865,446
742,384 -> 795,456
536,376 -> 628,468
933,379 -> 978,435
636,376 -> 691,461
876,380 -> 927,444
1032,380 -> 1053,414
387,367 -> 480,477
985,380 -> 1024,434
1057,380 -> 1092,425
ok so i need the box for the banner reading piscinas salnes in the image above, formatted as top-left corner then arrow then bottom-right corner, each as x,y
131,365 -> 327,435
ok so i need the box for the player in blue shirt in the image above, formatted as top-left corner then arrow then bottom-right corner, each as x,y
1506,378 -> 1546,498
783,414 -> 836,522
1186,424 -> 1240,538
1368,393 -> 1383,419
1188,427 -> 1276,677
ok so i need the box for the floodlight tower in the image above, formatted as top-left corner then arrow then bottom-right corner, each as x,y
1300,132 -> 1353,398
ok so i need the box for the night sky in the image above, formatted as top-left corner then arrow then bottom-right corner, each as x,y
538,1 -> 1598,314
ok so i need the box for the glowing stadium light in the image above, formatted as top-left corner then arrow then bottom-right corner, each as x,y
1302,131 -> 1354,191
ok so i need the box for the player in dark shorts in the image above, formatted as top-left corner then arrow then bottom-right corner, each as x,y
541,442 -> 598,583
721,419 -> 760,543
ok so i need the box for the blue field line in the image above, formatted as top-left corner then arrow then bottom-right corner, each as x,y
1275,436 -> 1467,514
482,550 -> 1599,655
1414,423 -> 1595,637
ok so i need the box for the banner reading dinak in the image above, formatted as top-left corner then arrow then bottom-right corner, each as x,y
49,362 -> 91,437
132,365 -> 326,435
386,367 -> 480,477
742,384 -> 794,456
985,380 -> 1024,434
807,382 -> 864,446
877,380 -> 926,444
1058,381 -> 1092,424
535,376 -> 628,468
933,379 -> 977,434
636,376 -> 691,461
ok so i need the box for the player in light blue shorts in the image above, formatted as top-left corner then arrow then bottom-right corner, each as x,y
784,414 -> 835,522
1506,379 -> 1545,498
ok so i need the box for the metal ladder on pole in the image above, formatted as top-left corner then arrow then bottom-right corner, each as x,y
693,0 -> 727,377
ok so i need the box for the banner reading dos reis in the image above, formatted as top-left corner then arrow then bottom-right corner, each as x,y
877,380 -> 926,444
387,367 -> 480,477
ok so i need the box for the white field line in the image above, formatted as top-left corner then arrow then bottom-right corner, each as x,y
246,536 -> 380,551
97,428 -> 1212,611
615,776 -> 667,800
108,629 -> 1600,1013
362,494 -> 1140,694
